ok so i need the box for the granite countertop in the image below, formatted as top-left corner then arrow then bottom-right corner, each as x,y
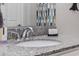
0,34 -> 79,56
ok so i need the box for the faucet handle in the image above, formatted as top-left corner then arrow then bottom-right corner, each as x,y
28,27 -> 33,32
8,31 -> 20,41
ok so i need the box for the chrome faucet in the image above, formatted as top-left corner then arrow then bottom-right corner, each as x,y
22,27 -> 33,40
8,27 -> 33,41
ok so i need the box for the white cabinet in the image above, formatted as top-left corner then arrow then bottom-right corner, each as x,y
1,3 -> 24,27
1,3 -> 37,27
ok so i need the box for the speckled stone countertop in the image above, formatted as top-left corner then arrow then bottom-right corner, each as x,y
0,34 -> 79,56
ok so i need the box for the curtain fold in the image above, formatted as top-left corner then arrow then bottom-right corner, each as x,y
0,11 -> 3,28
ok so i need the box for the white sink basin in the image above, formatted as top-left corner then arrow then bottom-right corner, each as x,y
16,40 -> 61,48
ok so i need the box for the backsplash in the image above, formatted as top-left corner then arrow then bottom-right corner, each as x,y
32,25 -> 56,36
7,25 -> 56,40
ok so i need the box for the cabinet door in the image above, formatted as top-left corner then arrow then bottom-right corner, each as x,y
1,3 -> 23,27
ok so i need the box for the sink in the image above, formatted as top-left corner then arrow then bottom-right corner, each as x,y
15,39 -> 61,48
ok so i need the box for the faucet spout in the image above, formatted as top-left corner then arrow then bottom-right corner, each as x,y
22,27 -> 33,40
8,27 -> 33,41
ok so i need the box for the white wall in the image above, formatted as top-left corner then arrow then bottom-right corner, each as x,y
56,3 -> 79,37
23,3 -> 37,26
